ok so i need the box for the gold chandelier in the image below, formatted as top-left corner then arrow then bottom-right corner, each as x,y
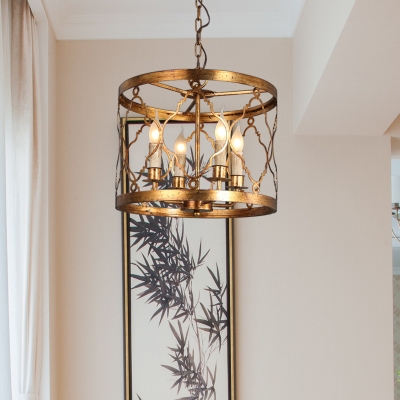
115,1 -> 278,218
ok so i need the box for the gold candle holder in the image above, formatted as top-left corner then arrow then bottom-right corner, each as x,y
230,175 -> 244,188
172,176 -> 186,189
147,167 -> 162,181
212,165 -> 228,180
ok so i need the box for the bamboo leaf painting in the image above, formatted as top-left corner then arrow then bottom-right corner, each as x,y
130,211 -> 228,399
125,120 -> 232,400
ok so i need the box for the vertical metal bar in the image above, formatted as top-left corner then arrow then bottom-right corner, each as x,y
122,211 -> 132,400
121,118 -> 132,400
227,217 -> 236,400
225,121 -> 236,400
195,93 -> 201,186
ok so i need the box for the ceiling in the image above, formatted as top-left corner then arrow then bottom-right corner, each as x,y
42,0 -> 306,40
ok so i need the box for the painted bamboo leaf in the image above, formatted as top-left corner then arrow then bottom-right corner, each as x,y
129,148 -> 227,400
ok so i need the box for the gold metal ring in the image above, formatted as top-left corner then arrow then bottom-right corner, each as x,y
118,69 -> 277,122
116,189 -> 277,218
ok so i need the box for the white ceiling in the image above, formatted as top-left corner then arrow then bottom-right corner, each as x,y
42,0 -> 306,40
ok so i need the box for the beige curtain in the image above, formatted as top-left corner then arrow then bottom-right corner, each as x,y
7,0 -> 44,399
0,0 -> 13,396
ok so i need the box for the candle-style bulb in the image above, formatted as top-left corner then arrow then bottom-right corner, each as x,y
148,111 -> 162,168
174,127 -> 187,155
215,106 -> 227,141
231,124 -> 244,152
149,111 -> 160,144
174,127 -> 187,178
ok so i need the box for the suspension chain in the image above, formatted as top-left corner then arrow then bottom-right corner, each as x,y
194,0 -> 210,69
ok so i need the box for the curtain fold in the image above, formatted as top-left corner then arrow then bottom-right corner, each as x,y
0,0 -> 13,395
6,0 -> 43,399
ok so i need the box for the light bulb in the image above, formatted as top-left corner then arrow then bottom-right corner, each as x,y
149,111 -> 160,144
214,107 -> 227,141
231,125 -> 244,152
148,111 -> 162,168
174,127 -> 187,155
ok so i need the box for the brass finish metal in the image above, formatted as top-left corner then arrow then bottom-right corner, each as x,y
116,109 -> 277,218
116,0 -> 278,220
207,166 -> 231,184
213,165 -> 228,179
227,218 -> 236,400
182,200 -> 213,212
148,167 -> 161,181
195,93 -> 201,181
149,82 -> 267,100
172,176 -> 186,189
150,82 -> 188,96
230,175 -> 244,188
118,69 -> 277,122
116,33 -> 278,220
116,189 -> 276,218
120,124 -> 132,400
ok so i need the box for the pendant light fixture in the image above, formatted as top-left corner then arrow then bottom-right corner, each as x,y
115,0 -> 278,218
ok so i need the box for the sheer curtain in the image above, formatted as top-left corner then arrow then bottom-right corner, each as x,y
1,0 -> 44,398
0,0 -> 12,395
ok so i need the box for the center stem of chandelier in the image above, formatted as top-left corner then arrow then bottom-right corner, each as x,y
115,1 -> 279,219
195,92 -> 201,182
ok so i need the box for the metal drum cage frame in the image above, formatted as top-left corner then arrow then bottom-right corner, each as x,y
116,68 -> 278,218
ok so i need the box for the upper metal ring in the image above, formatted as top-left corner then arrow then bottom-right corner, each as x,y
118,69 -> 277,123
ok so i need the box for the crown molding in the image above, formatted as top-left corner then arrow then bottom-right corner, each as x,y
41,0 -> 305,40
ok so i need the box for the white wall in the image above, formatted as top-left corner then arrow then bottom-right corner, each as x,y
294,0 -> 400,137
54,38 -> 393,400
293,0 -> 356,131
236,134 -> 392,399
